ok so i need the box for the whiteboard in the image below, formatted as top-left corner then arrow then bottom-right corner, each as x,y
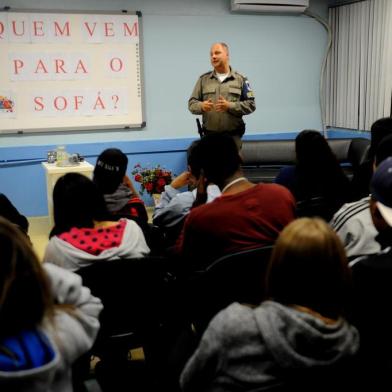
0,9 -> 145,134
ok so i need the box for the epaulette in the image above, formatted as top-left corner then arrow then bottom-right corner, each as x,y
233,70 -> 247,79
199,71 -> 213,78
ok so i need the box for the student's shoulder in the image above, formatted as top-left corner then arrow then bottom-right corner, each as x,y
183,200 -> 216,223
259,182 -> 295,197
252,183 -> 295,206
330,197 -> 370,228
210,302 -> 255,334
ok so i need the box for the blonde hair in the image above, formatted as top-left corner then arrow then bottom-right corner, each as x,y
265,217 -> 351,319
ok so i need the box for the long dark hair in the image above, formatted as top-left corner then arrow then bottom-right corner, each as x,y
295,130 -> 349,199
50,173 -> 109,237
0,217 -> 54,337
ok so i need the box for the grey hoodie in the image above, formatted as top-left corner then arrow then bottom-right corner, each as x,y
180,301 -> 359,392
104,183 -> 133,213
0,263 -> 102,392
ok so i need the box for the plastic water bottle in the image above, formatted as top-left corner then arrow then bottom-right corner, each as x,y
56,146 -> 68,166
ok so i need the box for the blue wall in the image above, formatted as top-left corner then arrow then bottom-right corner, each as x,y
0,129 -> 370,216
0,0 -> 357,216
1,138 -> 194,214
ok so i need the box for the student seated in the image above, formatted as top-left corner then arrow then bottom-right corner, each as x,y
153,140 -> 221,248
275,130 -> 352,221
93,148 -> 149,228
43,173 -> 150,271
330,134 -> 392,259
177,134 -> 295,270
350,116 -> 392,199
180,218 -> 359,392
0,216 -> 102,391
350,157 -> 392,388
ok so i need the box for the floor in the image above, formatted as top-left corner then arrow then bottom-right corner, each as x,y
28,215 -> 51,261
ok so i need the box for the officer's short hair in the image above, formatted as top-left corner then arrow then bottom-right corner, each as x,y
219,42 -> 229,55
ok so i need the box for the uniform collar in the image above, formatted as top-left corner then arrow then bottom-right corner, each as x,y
209,66 -> 235,81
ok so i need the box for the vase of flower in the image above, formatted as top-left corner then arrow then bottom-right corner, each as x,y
152,193 -> 162,207
132,164 -> 173,205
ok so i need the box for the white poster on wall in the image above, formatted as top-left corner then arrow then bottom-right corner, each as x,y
0,10 -> 144,134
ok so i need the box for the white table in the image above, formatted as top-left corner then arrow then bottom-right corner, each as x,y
42,161 -> 94,226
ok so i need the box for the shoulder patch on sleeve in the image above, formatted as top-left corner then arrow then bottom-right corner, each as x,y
242,78 -> 255,99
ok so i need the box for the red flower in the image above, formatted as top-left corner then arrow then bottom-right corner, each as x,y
145,182 -> 154,192
157,178 -> 166,187
131,163 -> 173,196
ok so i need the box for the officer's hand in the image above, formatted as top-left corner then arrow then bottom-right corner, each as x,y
215,96 -> 230,112
202,99 -> 214,112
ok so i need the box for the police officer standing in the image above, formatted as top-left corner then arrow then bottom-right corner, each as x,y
188,42 -> 255,145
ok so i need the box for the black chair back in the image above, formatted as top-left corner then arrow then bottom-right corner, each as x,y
187,245 -> 274,334
75,256 -> 172,356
